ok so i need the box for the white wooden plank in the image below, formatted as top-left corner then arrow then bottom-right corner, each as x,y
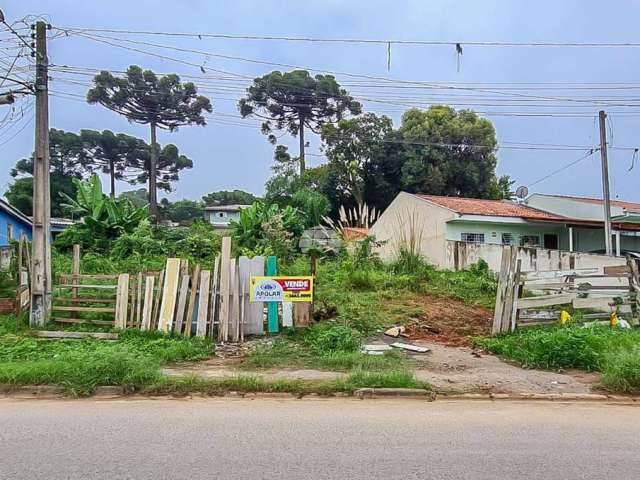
196,270 -> 211,338
210,256 -> 220,339
229,259 -> 239,341
173,274 -> 190,334
522,268 -> 599,281
140,276 -> 155,331
282,302 -> 293,327
218,237 -> 232,342
246,255 -> 265,335
573,296 -> 627,309
114,274 -> 130,329
516,293 -> 575,309
158,258 -> 181,333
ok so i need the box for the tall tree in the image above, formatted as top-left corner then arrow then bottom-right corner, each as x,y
239,70 -> 361,175
322,113 -> 394,206
87,65 -> 212,217
399,106 -> 504,198
5,129 -> 89,217
80,129 -> 146,197
202,189 -> 258,206
129,143 -> 193,193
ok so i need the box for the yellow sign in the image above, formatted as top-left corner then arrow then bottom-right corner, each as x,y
250,276 -> 314,303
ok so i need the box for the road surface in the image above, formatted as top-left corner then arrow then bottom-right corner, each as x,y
1,398 -> 638,479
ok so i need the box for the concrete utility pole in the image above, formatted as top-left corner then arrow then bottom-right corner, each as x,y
30,21 -> 52,326
598,110 -> 613,256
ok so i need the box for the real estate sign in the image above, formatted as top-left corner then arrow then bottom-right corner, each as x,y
250,276 -> 314,303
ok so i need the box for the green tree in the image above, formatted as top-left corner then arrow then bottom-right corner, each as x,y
162,199 -> 203,223
87,65 -> 212,217
129,143 -> 193,193
6,128 -> 89,217
201,189 -> 258,206
80,129 -> 146,198
118,189 -> 149,209
239,69 -> 361,175
399,106 -> 507,199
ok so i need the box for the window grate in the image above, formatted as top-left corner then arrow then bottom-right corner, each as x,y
461,233 -> 485,243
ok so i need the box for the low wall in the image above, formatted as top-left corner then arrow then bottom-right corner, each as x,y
445,240 -> 627,273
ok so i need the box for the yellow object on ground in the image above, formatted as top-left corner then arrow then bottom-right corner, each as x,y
559,310 -> 571,325
610,312 -> 618,328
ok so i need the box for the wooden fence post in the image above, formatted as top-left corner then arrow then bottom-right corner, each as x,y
115,273 -> 130,329
492,246 -> 511,335
218,237 -> 232,342
141,276 -> 155,331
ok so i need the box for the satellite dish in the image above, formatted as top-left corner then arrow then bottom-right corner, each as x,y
515,186 -> 529,199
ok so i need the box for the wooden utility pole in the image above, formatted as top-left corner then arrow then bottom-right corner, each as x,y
30,21 -> 51,326
598,110 -> 613,256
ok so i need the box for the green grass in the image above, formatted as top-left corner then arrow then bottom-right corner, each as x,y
143,369 -> 430,397
476,325 -> 640,394
0,315 -> 213,396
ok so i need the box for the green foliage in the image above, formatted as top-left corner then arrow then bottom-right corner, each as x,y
420,263 -> 497,308
239,69 -> 361,174
476,325 -> 640,371
55,175 -> 149,251
231,202 -> 304,258
602,346 -> 640,393
202,190 -> 258,206
161,199 -> 203,223
305,323 -> 361,354
87,65 -> 212,214
291,188 -> 330,227
0,318 -> 212,396
345,369 -> 430,390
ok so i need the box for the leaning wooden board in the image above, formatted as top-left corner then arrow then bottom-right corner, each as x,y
196,270 -> 211,338
158,258 -> 181,333
114,274 -> 130,329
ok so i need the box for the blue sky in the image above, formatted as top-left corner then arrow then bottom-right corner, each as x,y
3,0 -> 640,202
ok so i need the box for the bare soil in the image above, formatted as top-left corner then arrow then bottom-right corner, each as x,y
403,294 -> 492,347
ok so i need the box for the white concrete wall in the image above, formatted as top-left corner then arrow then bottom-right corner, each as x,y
370,192 -> 456,265
445,240 -> 627,273
445,221 -> 568,249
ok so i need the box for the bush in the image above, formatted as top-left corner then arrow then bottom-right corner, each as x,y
306,323 -> 361,354
602,346 -> 640,393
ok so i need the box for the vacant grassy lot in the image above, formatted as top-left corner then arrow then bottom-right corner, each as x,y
476,325 -> 640,394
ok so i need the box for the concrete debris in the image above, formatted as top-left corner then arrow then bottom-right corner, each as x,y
361,344 -> 393,355
384,326 -> 406,338
390,342 -> 430,353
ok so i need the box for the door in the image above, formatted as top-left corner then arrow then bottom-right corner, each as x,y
544,234 -> 559,250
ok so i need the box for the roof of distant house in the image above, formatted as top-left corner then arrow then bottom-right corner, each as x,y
530,193 -> 640,212
414,194 -> 567,221
0,198 -> 33,225
203,204 -> 252,212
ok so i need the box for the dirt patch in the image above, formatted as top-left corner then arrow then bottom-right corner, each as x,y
403,294 -> 492,347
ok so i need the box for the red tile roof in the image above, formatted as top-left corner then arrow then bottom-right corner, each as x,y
538,194 -> 640,211
414,194 -> 567,221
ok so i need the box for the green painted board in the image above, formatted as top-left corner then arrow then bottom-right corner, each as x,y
267,256 -> 278,333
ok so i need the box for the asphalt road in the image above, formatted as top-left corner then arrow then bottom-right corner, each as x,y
1,398 -> 638,480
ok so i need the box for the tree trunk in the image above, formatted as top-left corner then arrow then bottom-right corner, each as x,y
108,158 -> 116,198
149,122 -> 158,220
298,118 -> 305,176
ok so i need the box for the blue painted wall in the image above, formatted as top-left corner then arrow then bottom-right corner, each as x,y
0,209 -> 31,246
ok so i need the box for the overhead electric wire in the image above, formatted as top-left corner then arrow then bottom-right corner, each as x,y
528,149 -> 598,187
53,27 -> 640,48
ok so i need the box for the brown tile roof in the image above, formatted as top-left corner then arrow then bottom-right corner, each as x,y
538,194 -> 640,211
414,194 -> 567,221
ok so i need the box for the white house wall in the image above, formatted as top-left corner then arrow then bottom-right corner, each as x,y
445,221 -> 569,249
370,192 -> 456,265
526,194 -> 625,221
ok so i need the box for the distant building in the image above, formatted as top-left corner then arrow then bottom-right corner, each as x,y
0,198 -> 32,245
203,204 -> 251,231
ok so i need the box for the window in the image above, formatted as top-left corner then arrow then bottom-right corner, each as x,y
461,233 -> 485,243
501,233 -> 515,245
520,235 -> 540,247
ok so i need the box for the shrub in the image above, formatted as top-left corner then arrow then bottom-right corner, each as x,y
602,346 -> 640,393
305,323 -> 361,354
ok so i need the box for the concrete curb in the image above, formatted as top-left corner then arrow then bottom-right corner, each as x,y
2,385 -> 639,403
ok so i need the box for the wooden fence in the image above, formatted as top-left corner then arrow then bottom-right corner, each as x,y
492,245 -> 640,334
53,238 -> 310,340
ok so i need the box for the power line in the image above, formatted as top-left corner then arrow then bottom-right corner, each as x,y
54,27 -> 640,48
528,149 -> 597,187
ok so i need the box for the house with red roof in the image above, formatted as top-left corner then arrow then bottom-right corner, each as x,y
370,191 -> 640,268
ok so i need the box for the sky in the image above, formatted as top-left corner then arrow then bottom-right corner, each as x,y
3,0 -> 640,203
